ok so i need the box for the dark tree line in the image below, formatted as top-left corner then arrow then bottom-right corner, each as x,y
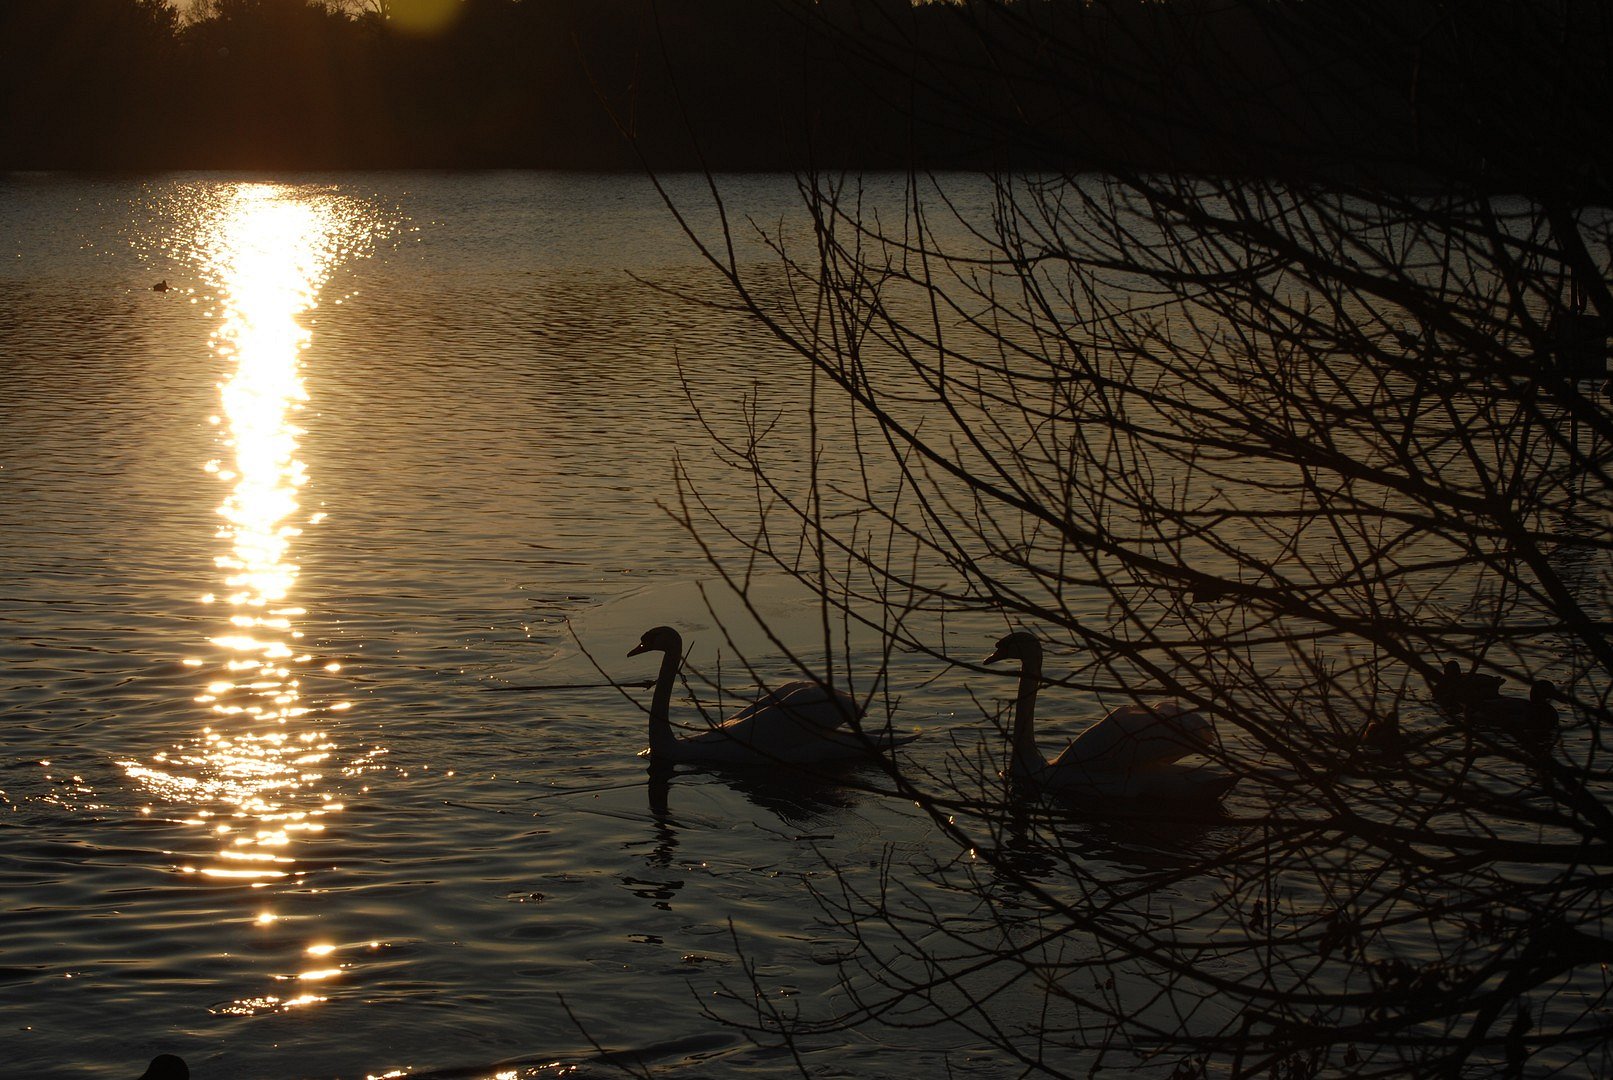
1,0 -> 1608,188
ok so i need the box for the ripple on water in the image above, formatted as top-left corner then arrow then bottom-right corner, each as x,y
1,173 -> 1248,1078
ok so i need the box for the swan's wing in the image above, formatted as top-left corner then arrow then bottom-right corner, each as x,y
1052,701 -> 1215,772
718,681 -> 859,733
677,681 -> 875,764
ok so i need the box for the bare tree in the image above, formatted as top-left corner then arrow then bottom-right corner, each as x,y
645,1 -> 1613,1075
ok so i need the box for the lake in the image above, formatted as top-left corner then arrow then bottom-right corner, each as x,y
0,171 -> 1114,1079
5,171 -> 1607,1080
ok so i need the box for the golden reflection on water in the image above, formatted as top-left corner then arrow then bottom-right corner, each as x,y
122,185 -> 374,912
192,186 -> 335,883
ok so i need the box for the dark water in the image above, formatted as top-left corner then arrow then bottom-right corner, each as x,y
0,172 -> 1081,1079
13,172 -> 1600,1079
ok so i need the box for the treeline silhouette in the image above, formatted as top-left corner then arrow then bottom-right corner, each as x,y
1,0 -> 1607,190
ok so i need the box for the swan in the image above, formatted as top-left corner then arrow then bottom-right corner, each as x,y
139,1056 -> 188,1080
984,631 -> 1234,802
1430,660 -> 1504,709
1468,678 -> 1559,733
628,625 -> 902,765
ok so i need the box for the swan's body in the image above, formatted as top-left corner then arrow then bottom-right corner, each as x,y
1431,660 -> 1504,710
986,631 -> 1233,802
1469,678 -> 1558,733
629,625 -> 902,765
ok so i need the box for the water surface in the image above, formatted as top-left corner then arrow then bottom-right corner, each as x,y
1,172 -> 1061,1079
12,172 -> 1592,1079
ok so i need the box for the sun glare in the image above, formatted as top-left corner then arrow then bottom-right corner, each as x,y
387,0 -> 463,37
120,183 -> 376,898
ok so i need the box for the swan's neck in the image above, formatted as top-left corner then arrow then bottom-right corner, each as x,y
1009,658 -> 1043,778
648,647 -> 682,758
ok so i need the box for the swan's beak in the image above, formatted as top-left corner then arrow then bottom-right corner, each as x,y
983,647 -> 1008,665
627,642 -> 649,657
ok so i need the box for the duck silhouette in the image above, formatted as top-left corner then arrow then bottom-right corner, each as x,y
1430,660 -> 1503,710
138,1055 -> 188,1080
1358,709 -> 1401,754
1468,679 -> 1559,735
151,279 -> 168,292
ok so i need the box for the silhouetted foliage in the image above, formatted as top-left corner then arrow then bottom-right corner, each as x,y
1,0 -> 1609,187
635,1 -> 1613,1076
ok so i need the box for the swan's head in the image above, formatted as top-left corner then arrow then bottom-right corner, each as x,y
628,625 -> 682,658
1530,679 -> 1558,704
984,631 -> 1042,667
139,1055 -> 189,1080
1441,660 -> 1462,680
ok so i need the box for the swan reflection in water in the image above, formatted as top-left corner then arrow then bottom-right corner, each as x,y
984,796 -> 1238,898
622,766 -> 684,910
620,761 -> 872,912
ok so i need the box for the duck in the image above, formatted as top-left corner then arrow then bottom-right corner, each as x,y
151,279 -> 168,292
1188,578 -> 1231,605
139,1055 -> 188,1080
984,631 -> 1235,802
1430,660 -> 1504,710
627,625 -> 907,765
1468,678 -> 1559,735
1358,709 -> 1401,754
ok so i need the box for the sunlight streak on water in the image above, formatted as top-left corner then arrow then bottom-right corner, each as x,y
119,185 -> 375,899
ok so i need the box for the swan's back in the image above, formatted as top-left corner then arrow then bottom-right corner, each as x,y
720,680 -> 862,732
675,680 -> 877,764
1053,700 -> 1214,773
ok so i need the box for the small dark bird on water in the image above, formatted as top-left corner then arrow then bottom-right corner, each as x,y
152,279 -> 168,292
138,1055 -> 187,1080
1430,660 -> 1504,710
1359,709 -> 1401,754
